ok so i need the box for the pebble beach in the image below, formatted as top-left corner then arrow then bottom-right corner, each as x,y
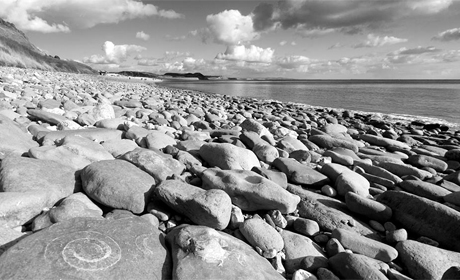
1,66 -> 460,279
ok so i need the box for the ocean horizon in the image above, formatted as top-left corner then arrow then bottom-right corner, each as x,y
159,79 -> 460,128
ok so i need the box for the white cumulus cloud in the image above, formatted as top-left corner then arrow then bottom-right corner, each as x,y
216,45 -> 274,63
432,27 -> 460,42
136,31 -> 150,41
353,34 -> 408,48
203,10 -> 260,45
83,41 -> 146,65
0,0 -> 183,33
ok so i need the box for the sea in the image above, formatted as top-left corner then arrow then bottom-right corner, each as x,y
160,79 -> 460,129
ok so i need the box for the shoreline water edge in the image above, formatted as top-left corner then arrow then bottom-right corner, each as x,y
1,66 -> 460,279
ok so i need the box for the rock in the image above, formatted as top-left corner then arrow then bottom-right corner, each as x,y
399,179 -> 451,202
331,228 -> 398,262
377,191 -> 460,251
154,179 -> 231,230
0,114 -> 38,159
397,240 -> 460,280
444,170 -> 460,185
29,145 -> 93,170
239,218 -> 284,253
360,134 -> 410,150
345,192 -> 392,223
376,161 -> 433,180
297,198 -> 379,239
120,147 -> 185,182
201,168 -> 300,214
251,167 -> 288,189
309,135 -> 359,153
442,266 -> 460,280
41,128 -> 123,145
323,150 -> 354,166
445,149 -> 460,161
281,229 -> 326,274
0,191 -> 51,228
406,154 -> 448,172
320,163 -> 351,182
0,156 -> 78,205
253,142 -> 279,164
386,228 -> 407,243
293,218 -> 320,237
273,158 -> 330,187
0,226 -> 27,255
335,170 -> 370,197
145,131 -> 177,150
166,225 -> 284,280
81,160 -> 156,214
91,102 -> 115,122
0,217 -> 171,279
354,161 -> 402,184
279,135 -> 309,151
48,197 -> 102,224
329,252 -> 389,280
292,269 -> 318,280
316,268 -> 340,280
199,142 -> 260,170
444,191 -> 460,207
101,139 -> 138,157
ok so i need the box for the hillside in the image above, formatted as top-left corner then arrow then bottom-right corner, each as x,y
0,18 -> 96,74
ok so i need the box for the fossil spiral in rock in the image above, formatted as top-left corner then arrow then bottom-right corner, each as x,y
45,231 -> 122,271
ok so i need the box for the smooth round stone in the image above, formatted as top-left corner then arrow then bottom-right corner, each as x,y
239,218 -> 284,254
321,185 -> 337,197
293,218 -> 320,237
368,220 -> 385,232
316,268 -> 340,280
199,142 -> 260,170
299,256 -> 329,273
325,238 -> 345,257
345,192 -> 392,223
81,159 -> 156,214
386,228 -> 408,243
292,269 -> 318,280
335,171 -> 370,197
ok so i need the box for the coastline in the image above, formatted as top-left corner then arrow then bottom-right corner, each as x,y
157,82 -> 460,130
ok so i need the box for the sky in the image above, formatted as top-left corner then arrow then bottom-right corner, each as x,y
1,0 -> 460,79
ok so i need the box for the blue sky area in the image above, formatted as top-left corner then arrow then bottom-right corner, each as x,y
2,0 -> 460,78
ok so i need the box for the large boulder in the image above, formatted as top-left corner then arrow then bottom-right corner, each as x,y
154,180 -> 232,230
81,160 -> 156,214
166,225 -> 284,280
201,168 -> 300,214
0,191 -> 51,228
0,217 -> 171,279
